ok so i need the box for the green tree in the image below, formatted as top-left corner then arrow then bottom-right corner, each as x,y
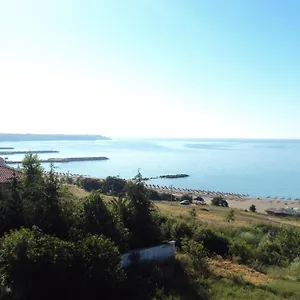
125,175 -> 161,249
81,192 -> 128,251
77,234 -> 125,298
249,204 -> 257,212
22,153 -> 44,191
0,226 -> 76,300
43,163 -> 65,236
21,153 -> 45,227
101,176 -> 126,196
110,197 -> 133,226
0,172 -> 24,235
79,177 -> 103,192
0,227 -> 125,300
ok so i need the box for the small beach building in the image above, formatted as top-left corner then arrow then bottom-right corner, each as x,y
0,157 -> 22,195
266,207 -> 300,217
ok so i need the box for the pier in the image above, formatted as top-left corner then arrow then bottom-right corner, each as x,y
6,156 -> 109,164
0,150 -> 59,155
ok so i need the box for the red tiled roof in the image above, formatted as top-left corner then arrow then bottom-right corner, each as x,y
0,158 -> 23,183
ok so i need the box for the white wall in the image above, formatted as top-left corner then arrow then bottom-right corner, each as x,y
121,241 -> 175,268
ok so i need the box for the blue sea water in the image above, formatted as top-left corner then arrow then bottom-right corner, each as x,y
0,138 -> 299,198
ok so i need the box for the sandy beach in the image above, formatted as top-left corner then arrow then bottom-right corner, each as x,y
54,172 -> 300,214
144,184 -> 300,214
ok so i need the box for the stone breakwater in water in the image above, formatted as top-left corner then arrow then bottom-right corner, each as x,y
0,150 -> 59,155
6,156 -> 109,164
141,174 -> 189,180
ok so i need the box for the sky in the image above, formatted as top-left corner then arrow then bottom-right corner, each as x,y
0,0 -> 299,139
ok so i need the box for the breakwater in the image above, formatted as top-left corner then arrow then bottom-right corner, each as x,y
141,174 -> 189,180
0,150 -> 59,155
6,156 -> 109,164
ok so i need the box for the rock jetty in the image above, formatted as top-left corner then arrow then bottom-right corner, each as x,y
6,156 -> 109,164
160,174 -> 189,179
141,174 -> 189,180
0,150 -> 59,155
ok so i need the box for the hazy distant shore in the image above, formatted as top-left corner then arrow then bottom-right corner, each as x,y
0,133 -> 110,141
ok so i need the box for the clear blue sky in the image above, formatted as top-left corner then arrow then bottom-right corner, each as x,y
0,0 -> 299,138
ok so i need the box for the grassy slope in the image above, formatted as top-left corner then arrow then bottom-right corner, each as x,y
155,201 -> 300,228
67,185 -> 300,299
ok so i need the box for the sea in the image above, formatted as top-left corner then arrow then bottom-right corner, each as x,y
0,138 -> 299,199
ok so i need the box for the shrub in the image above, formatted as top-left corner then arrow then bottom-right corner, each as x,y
226,209 -> 235,223
0,227 -> 125,300
80,178 -> 103,192
171,221 -> 193,247
211,196 -> 228,207
189,208 -> 197,219
249,204 -> 257,212
102,176 -> 127,196
230,240 -> 255,264
182,238 -> 208,269
193,227 -> 230,257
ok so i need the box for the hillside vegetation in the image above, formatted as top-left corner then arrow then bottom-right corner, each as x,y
0,155 -> 300,299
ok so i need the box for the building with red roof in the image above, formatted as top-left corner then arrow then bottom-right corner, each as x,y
0,157 -> 22,195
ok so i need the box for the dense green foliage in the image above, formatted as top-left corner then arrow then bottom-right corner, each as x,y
0,227 -> 124,300
79,176 -> 126,196
211,196 -> 229,207
0,154 -> 163,299
1,153 -> 300,299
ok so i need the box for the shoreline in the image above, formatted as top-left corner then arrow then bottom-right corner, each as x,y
144,184 -> 300,214
51,172 -> 300,214
7,156 -> 109,164
0,150 -> 59,155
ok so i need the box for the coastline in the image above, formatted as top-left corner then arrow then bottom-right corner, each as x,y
53,171 -> 300,214
144,184 -> 300,213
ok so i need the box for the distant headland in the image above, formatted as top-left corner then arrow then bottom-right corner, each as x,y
6,156 -> 109,164
0,133 -> 110,142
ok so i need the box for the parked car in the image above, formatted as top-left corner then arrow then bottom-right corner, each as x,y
194,200 -> 206,205
180,200 -> 190,205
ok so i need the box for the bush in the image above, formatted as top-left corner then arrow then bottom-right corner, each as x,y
189,208 -> 197,219
0,227 -> 125,300
171,221 -> 193,247
193,227 -> 230,257
211,196 -> 228,207
101,176 -> 127,196
79,178 -> 103,192
230,240 -> 255,264
182,238 -> 208,268
249,204 -> 256,212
